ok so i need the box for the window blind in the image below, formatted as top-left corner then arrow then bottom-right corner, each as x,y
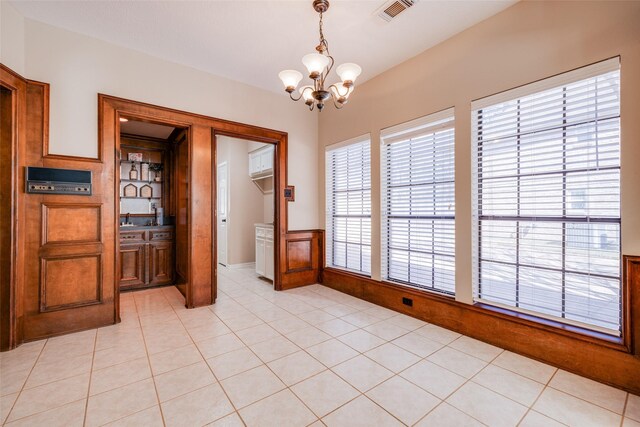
381,109 -> 455,294
325,137 -> 371,274
471,58 -> 621,335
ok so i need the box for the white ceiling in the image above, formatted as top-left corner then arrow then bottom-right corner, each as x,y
10,0 -> 516,93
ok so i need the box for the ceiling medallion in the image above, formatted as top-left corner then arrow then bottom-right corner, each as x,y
278,0 -> 362,112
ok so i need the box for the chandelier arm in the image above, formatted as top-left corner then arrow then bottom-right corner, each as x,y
321,54 -> 335,89
288,91 -> 304,102
329,94 -> 346,109
328,83 -> 349,97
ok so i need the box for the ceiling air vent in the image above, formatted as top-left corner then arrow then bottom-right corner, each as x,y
376,0 -> 417,22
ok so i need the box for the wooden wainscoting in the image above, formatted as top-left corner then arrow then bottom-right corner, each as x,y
323,257 -> 640,395
278,230 -> 324,290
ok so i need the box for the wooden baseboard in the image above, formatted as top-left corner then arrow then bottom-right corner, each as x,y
322,263 -> 640,395
226,262 -> 255,269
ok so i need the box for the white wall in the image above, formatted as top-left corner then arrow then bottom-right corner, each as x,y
0,1 -> 25,75
19,18 -> 318,230
217,136 -> 267,265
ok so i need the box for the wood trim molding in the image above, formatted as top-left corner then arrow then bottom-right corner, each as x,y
323,262 -> 640,394
34,80 -> 102,163
0,64 -> 28,351
624,255 -> 640,355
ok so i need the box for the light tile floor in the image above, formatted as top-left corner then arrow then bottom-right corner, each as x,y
1,265 -> 638,426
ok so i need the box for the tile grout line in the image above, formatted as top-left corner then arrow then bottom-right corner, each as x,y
135,290 -> 168,427
172,288 -> 247,426
543,373 -> 630,417
219,271 -> 370,423
215,291 -> 321,425
226,271 -> 446,426
2,340 -> 47,426
620,393 -> 629,427
222,274 -> 482,425
81,328 -> 99,426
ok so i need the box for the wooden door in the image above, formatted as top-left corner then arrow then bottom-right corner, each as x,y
149,241 -> 174,286
22,82 -> 116,341
119,243 -> 146,289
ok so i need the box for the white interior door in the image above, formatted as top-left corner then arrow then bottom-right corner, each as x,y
217,162 -> 228,266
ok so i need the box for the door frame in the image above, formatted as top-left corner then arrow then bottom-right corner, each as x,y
0,65 -> 27,350
100,95 -> 288,316
212,129 -> 286,292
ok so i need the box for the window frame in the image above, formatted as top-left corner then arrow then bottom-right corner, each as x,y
471,57 -> 622,337
324,135 -> 372,276
380,108 -> 456,296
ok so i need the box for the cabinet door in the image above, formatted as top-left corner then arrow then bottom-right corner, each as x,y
249,152 -> 261,176
119,243 -> 146,289
149,241 -> 174,286
256,237 -> 265,276
265,238 -> 274,281
260,148 -> 273,173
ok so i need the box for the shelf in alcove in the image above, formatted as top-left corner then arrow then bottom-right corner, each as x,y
120,179 -> 163,183
121,196 -> 162,199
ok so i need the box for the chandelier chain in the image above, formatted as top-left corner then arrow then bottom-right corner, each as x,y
318,11 -> 328,53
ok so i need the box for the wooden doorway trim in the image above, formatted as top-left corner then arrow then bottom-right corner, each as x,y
211,130 -> 286,293
99,95 -> 288,314
0,65 -> 27,350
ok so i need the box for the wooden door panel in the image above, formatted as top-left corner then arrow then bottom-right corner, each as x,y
149,242 -> 173,286
41,254 -> 101,311
119,244 -> 145,289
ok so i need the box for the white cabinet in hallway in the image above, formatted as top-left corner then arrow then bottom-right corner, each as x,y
249,145 -> 274,177
255,223 -> 274,281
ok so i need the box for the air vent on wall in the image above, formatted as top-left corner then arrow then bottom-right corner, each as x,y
376,0 -> 417,22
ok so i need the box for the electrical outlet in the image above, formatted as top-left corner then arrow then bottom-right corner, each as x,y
402,297 -> 413,307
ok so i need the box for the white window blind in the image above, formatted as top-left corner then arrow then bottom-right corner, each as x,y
326,137 -> 371,274
471,58 -> 621,335
381,109 -> 455,294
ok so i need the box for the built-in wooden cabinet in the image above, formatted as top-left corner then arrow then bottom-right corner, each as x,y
119,226 -> 174,290
255,224 -> 274,281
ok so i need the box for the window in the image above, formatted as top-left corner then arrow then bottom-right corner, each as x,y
381,109 -> 455,294
472,58 -> 621,335
325,136 -> 371,274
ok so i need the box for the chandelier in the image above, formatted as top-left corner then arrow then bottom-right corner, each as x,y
278,0 -> 362,112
